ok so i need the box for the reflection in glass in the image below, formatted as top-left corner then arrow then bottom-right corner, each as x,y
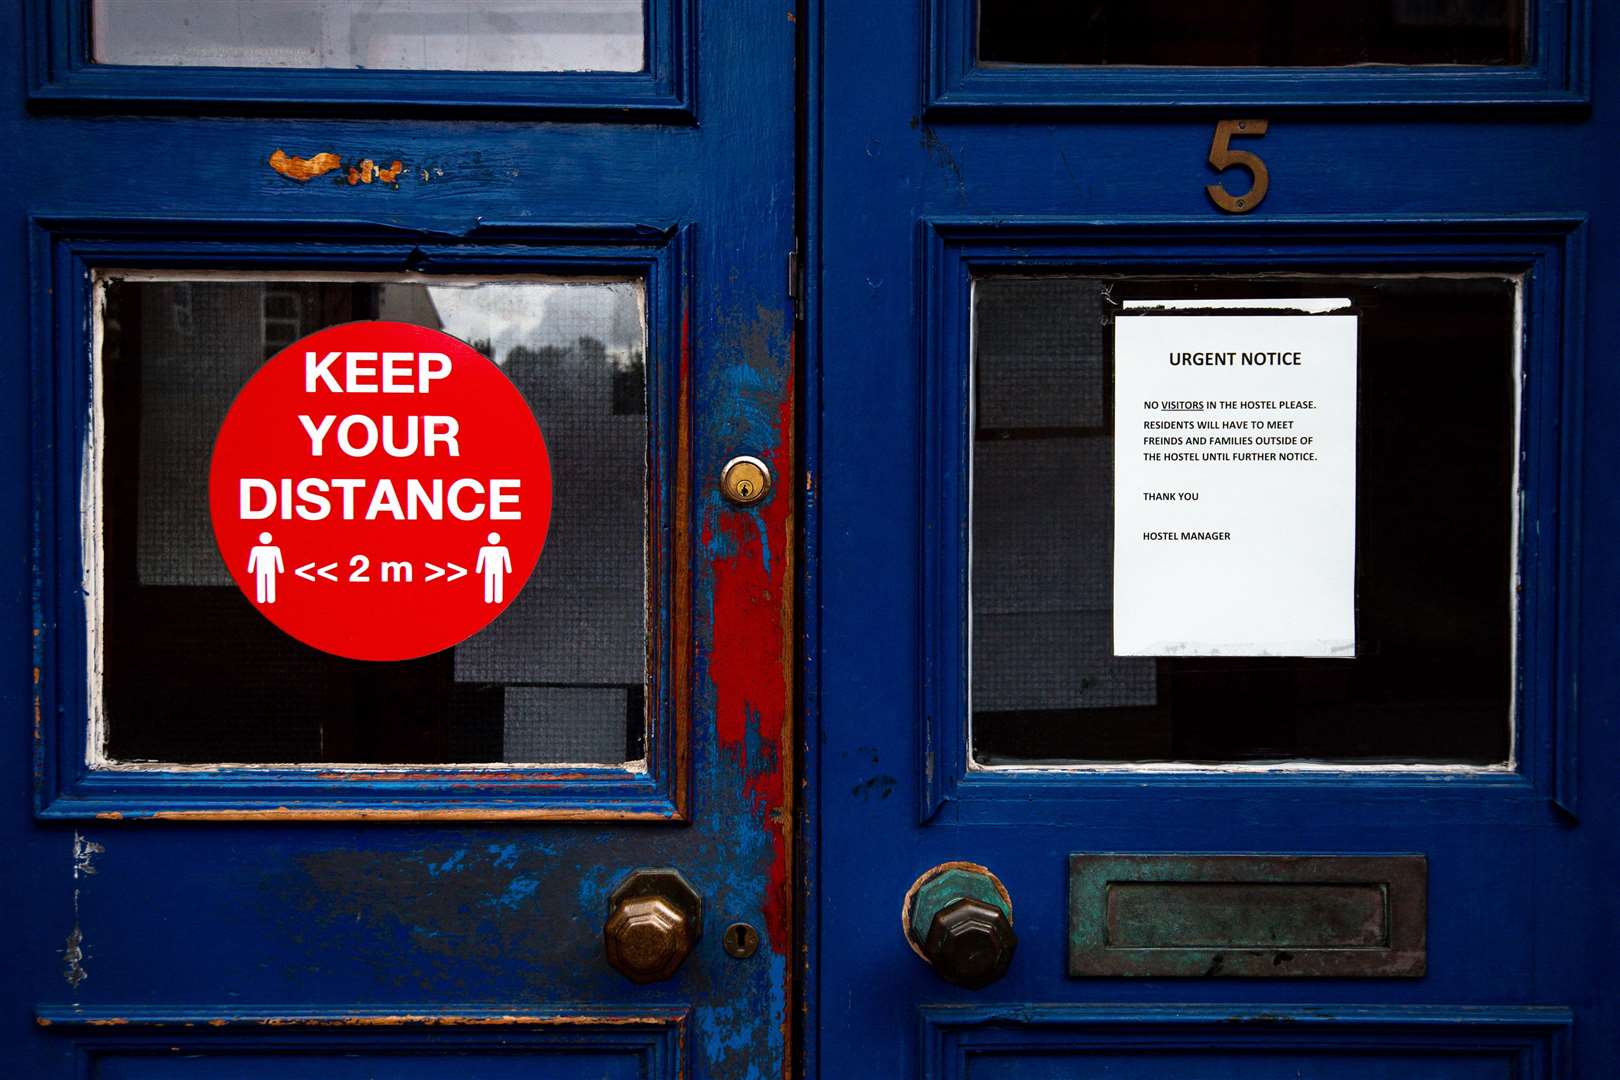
93,0 -> 644,73
971,275 -> 1516,766
978,1 -> 1524,68
98,275 -> 649,766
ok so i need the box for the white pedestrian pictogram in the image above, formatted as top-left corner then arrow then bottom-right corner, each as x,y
476,532 -> 512,604
247,531 -> 285,604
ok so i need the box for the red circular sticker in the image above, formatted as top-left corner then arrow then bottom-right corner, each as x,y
209,321 -> 552,661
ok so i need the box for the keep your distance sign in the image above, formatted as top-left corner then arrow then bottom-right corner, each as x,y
209,321 -> 553,661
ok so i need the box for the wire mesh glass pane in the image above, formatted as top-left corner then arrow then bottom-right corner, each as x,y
97,274 -> 649,766
970,274 -> 1516,766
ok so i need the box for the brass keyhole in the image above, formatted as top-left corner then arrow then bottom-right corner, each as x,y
721,456 -> 772,506
723,921 -> 760,959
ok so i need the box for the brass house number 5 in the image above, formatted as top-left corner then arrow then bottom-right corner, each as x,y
1206,119 -> 1270,214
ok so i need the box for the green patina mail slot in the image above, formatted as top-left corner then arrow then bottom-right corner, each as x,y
1069,854 -> 1426,978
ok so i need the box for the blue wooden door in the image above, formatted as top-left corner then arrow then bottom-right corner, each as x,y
1,3 -> 795,1077
810,1 -> 1615,1078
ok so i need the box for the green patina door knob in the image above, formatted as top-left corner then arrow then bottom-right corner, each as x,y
904,863 -> 1017,989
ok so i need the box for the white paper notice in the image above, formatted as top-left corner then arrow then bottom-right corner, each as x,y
1112,306 -> 1358,657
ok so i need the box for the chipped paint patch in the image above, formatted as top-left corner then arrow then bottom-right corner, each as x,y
73,832 -> 104,876
62,925 -> 86,989
268,149 -> 341,182
269,151 -> 406,187
64,832 -> 104,987
348,158 -> 405,186
486,876 -> 540,910
426,849 -> 468,877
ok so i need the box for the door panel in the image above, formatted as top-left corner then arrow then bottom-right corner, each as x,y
922,1005 -> 1570,1080
2,2 -> 794,1077
812,1 -> 1614,1078
45,1011 -> 688,1079
35,229 -> 693,817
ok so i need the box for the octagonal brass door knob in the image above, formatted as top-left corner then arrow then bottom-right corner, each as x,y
604,868 -> 703,984
904,863 -> 1017,989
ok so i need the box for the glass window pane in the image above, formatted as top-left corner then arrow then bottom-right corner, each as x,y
978,1 -> 1525,68
970,274 -> 1516,766
92,1 -> 644,73
96,274 -> 650,766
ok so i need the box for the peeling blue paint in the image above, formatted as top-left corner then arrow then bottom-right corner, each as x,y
486,876 -> 539,910
426,850 -> 467,877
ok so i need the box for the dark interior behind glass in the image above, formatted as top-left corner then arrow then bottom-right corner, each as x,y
99,277 -> 648,766
978,1 -> 1524,68
971,275 -> 1516,765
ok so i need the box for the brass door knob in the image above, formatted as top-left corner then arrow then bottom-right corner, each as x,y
904,863 -> 1017,989
603,868 -> 702,983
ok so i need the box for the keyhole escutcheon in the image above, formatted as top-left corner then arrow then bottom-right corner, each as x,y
723,921 -> 760,959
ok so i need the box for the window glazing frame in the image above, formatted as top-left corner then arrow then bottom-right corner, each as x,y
27,0 -> 695,119
32,216 -> 695,821
917,217 -> 1584,823
926,0 -> 1588,111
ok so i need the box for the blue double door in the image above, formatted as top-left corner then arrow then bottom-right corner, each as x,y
5,1 -> 1620,1078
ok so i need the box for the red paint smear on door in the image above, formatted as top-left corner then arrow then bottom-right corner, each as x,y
708,348 -> 794,960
